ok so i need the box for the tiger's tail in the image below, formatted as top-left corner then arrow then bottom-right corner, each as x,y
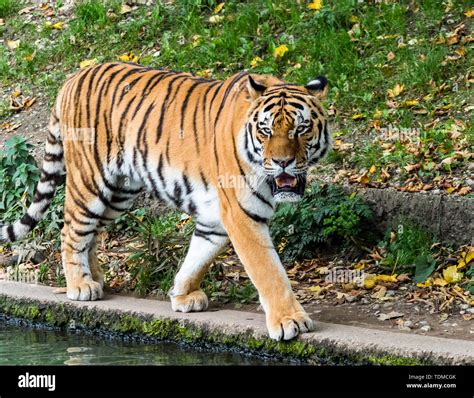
0,110 -> 65,243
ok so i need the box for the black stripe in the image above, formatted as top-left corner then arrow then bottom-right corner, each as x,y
33,189 -> 55,202
199,170 -> 208,191
194,230 -> 217,244
155,74 -> 188,144
238,202 -> 268,224
195,227 -> 227,237
6,225 -> 15,241
73,228 -> 96,237
44,153 -> 63,162
182,174 -> 192,195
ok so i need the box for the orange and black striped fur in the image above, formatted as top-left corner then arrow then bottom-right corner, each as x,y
0,63 -> 331,340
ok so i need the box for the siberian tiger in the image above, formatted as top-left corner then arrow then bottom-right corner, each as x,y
0,62 -> 331,340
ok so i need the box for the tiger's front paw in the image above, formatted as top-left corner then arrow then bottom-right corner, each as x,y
66,280 -> 103,301
266,311 -> 315,341
171,290 -> 208,313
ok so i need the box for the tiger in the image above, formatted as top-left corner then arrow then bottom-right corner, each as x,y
0,62 -> 331,341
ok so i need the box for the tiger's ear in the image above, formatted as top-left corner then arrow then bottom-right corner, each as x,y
305,76 -> 328,99
247,75 -> 267,100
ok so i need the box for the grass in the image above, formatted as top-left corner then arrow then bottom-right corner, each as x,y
0,0 -> 19,18
0,0 -> 471,186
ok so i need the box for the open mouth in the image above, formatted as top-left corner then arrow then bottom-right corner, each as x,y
270,172 -> 306,198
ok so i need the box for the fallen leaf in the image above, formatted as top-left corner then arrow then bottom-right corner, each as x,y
378,311 -> 404,321
213,2 -> 225,14
377,274 -> 398,283
79,58 -> 97,68
369,164 -> 377,174
417,279 -> 432,288
358,171 -> 370,185
209,15 -> 224,23
308,0 -> 323,10
386,51 -> 395,61
403,100 -> 419,107
197,69 -> 213,78
465,9 -> 474,17
119,52 -> 139,63
351,113 -> 364,120
120,4 -> 132,14
443,265 -> 463,284
274,44 -> 289,59
6,40 -> 20,50
396,273 -> 411,282
51,21 -> 65,30
371,286 -> 387,299
457,249 -> 474,268
457,186 -> 471,196
387,84 -> 404,98
308,285 -> 322,293
363,273 -> 377,289
250,56 -> 262,68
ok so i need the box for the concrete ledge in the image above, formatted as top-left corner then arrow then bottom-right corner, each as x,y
0,281 -> 473,365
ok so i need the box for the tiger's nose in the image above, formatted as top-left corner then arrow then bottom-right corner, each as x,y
273,157 -> 295,168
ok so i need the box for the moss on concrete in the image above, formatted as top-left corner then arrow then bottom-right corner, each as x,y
0,294 -> 433,365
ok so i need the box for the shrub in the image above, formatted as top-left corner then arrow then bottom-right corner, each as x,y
270,183 -> 373,264
377,223 -> 437,282
0,136 -> 39,223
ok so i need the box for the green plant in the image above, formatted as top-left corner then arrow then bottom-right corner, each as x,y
0,136 -> 40,223
270,183 -> 373,263
126,212 -> 195,296
378,223 -> 437,281
0,0 -> 19,18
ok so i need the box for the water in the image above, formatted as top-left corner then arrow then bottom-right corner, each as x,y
0,320 -> 271,366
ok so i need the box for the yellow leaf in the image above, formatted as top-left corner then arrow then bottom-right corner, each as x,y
377,274 -> 398,283
369,164 -> 377,174
23,53 -> 35,61
363,273 -> 377,289
308,0 -> 323,10
6,39 -> 20,50
465,9 -> 474,17
79,58 -> 97,68
387,84 -> 404,98
433,278 -> 448,286
120,4 -> 132,14
250,56 -> 263,68
403,100 -> 419,106
417,279 -> 432,288
197,69 -> 213,78
446,187 -> 455,194
443,265 -> 463,284
51,21 -> 65,30
457,250 -> 474,268
213,2 -> 225,14
351,113 -> 364,120
354,262 -> 365,270
273,44 -> 289,59
308,285 -> 322,293
349,15 -> 359,23
119,52 -> 139,63
209,15 -> 224,23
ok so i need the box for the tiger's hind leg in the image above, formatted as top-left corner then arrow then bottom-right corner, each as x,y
170,223 -> 229,312
88,178 -> 143,288
61,174 -> 113,301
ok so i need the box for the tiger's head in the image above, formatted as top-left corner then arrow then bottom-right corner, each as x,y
245,74 -> 331,203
